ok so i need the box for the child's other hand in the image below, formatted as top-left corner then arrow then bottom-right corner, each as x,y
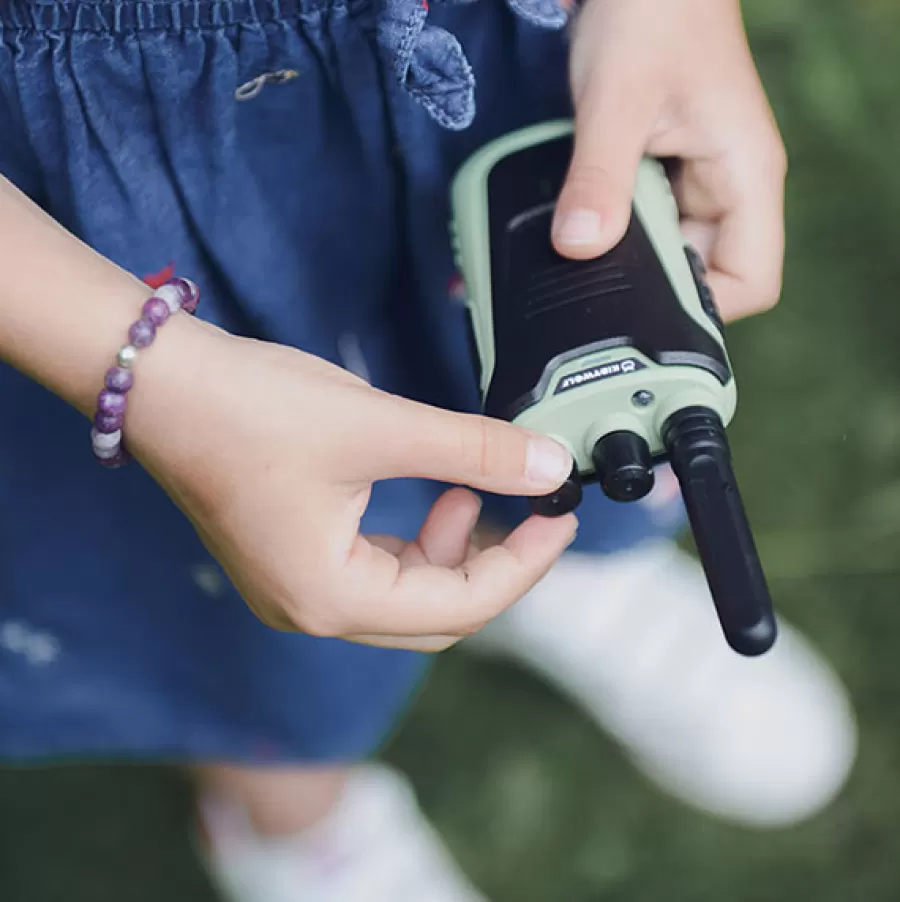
128,318 -> 576,652
553,0 -> 787,323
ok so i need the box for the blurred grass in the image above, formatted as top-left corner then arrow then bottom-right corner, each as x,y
3,2 -> 900,900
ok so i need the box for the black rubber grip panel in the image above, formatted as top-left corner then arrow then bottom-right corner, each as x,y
483,134 -> 730,421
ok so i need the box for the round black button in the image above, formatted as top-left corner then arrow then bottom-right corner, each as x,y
529,465 -> 583,517
592,431 -> 655,502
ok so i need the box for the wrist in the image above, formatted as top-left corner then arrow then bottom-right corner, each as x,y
0,177 -> 234,480
111,305 -> 231,472
0,271 -> 151,415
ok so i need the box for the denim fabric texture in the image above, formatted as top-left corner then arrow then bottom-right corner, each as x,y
0,0 -> 685,763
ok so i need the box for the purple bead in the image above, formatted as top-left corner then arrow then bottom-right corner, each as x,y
171,277 -> 200,315
142,296 -> 171,327
128,317 -> 156,348
104,366 -> 134,394
96,447 -> 131,469
94,411 -> 124,433
97,389 -> 127,417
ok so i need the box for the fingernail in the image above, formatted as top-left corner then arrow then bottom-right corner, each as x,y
553,210 -> 602,246
526,436 -> 572,487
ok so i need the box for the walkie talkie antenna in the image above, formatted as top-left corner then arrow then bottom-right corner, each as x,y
662,406 -> 777,656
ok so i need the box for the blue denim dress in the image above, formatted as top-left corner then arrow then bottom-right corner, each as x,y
0,0 -> 684,764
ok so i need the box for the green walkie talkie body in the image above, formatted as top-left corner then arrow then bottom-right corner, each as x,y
450,121 -> 777,657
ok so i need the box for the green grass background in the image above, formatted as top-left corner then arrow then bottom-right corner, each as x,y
3,1 -> 900,899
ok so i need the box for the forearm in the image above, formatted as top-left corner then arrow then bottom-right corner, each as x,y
0,175 -> 156,415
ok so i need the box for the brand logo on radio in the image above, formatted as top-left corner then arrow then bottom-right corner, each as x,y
555,358 -> 645,394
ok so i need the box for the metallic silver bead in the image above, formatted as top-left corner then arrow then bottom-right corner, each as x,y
117,345 -> 138,368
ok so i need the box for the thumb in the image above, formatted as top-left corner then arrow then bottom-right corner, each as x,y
552,62 -> 661,260
362,394 -> 573,497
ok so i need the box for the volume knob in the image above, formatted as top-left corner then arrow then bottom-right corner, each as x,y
592,431 -> 654,502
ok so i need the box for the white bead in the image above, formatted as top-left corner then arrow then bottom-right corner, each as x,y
91,429 -> 122,450
92,442 -> 121,460
154,284 -> 183,314
118,345 -> 138,368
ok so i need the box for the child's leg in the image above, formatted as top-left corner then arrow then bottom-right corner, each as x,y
196,765 -> 350,835
194,762 -> 491,902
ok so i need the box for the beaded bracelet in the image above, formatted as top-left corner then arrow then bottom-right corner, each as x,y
91,277 -> 200,468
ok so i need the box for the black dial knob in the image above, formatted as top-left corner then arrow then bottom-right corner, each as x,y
529,464 -> 583,517
592,431 -> 655,502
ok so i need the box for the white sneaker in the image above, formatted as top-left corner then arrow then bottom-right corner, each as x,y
199,763 -> 487,902
465,539 -> 858,827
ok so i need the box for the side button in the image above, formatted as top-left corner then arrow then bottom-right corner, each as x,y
684,245 -> 725,333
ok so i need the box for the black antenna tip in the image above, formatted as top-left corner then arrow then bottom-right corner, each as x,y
729,615 -> 778,657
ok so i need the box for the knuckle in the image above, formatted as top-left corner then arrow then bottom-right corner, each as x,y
460,416 -> 498,481
759,132 -> 789,181
564,159 -> 629,215
297,613 -> 342,639
758,259 -> 785,313
743,272 -> 783,316
458,618 -> 490,639
284,599 -> 344,638
246,599 -> 294,632
758,281 -> 783,312
565,159 -> 615,193
277,564 -> 363,639
454,566 -> 500,637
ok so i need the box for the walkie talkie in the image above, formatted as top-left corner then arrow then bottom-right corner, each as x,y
450,121 -> 777,657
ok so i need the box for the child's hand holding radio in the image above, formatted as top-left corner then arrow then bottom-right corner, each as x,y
555,0 -> 787,324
